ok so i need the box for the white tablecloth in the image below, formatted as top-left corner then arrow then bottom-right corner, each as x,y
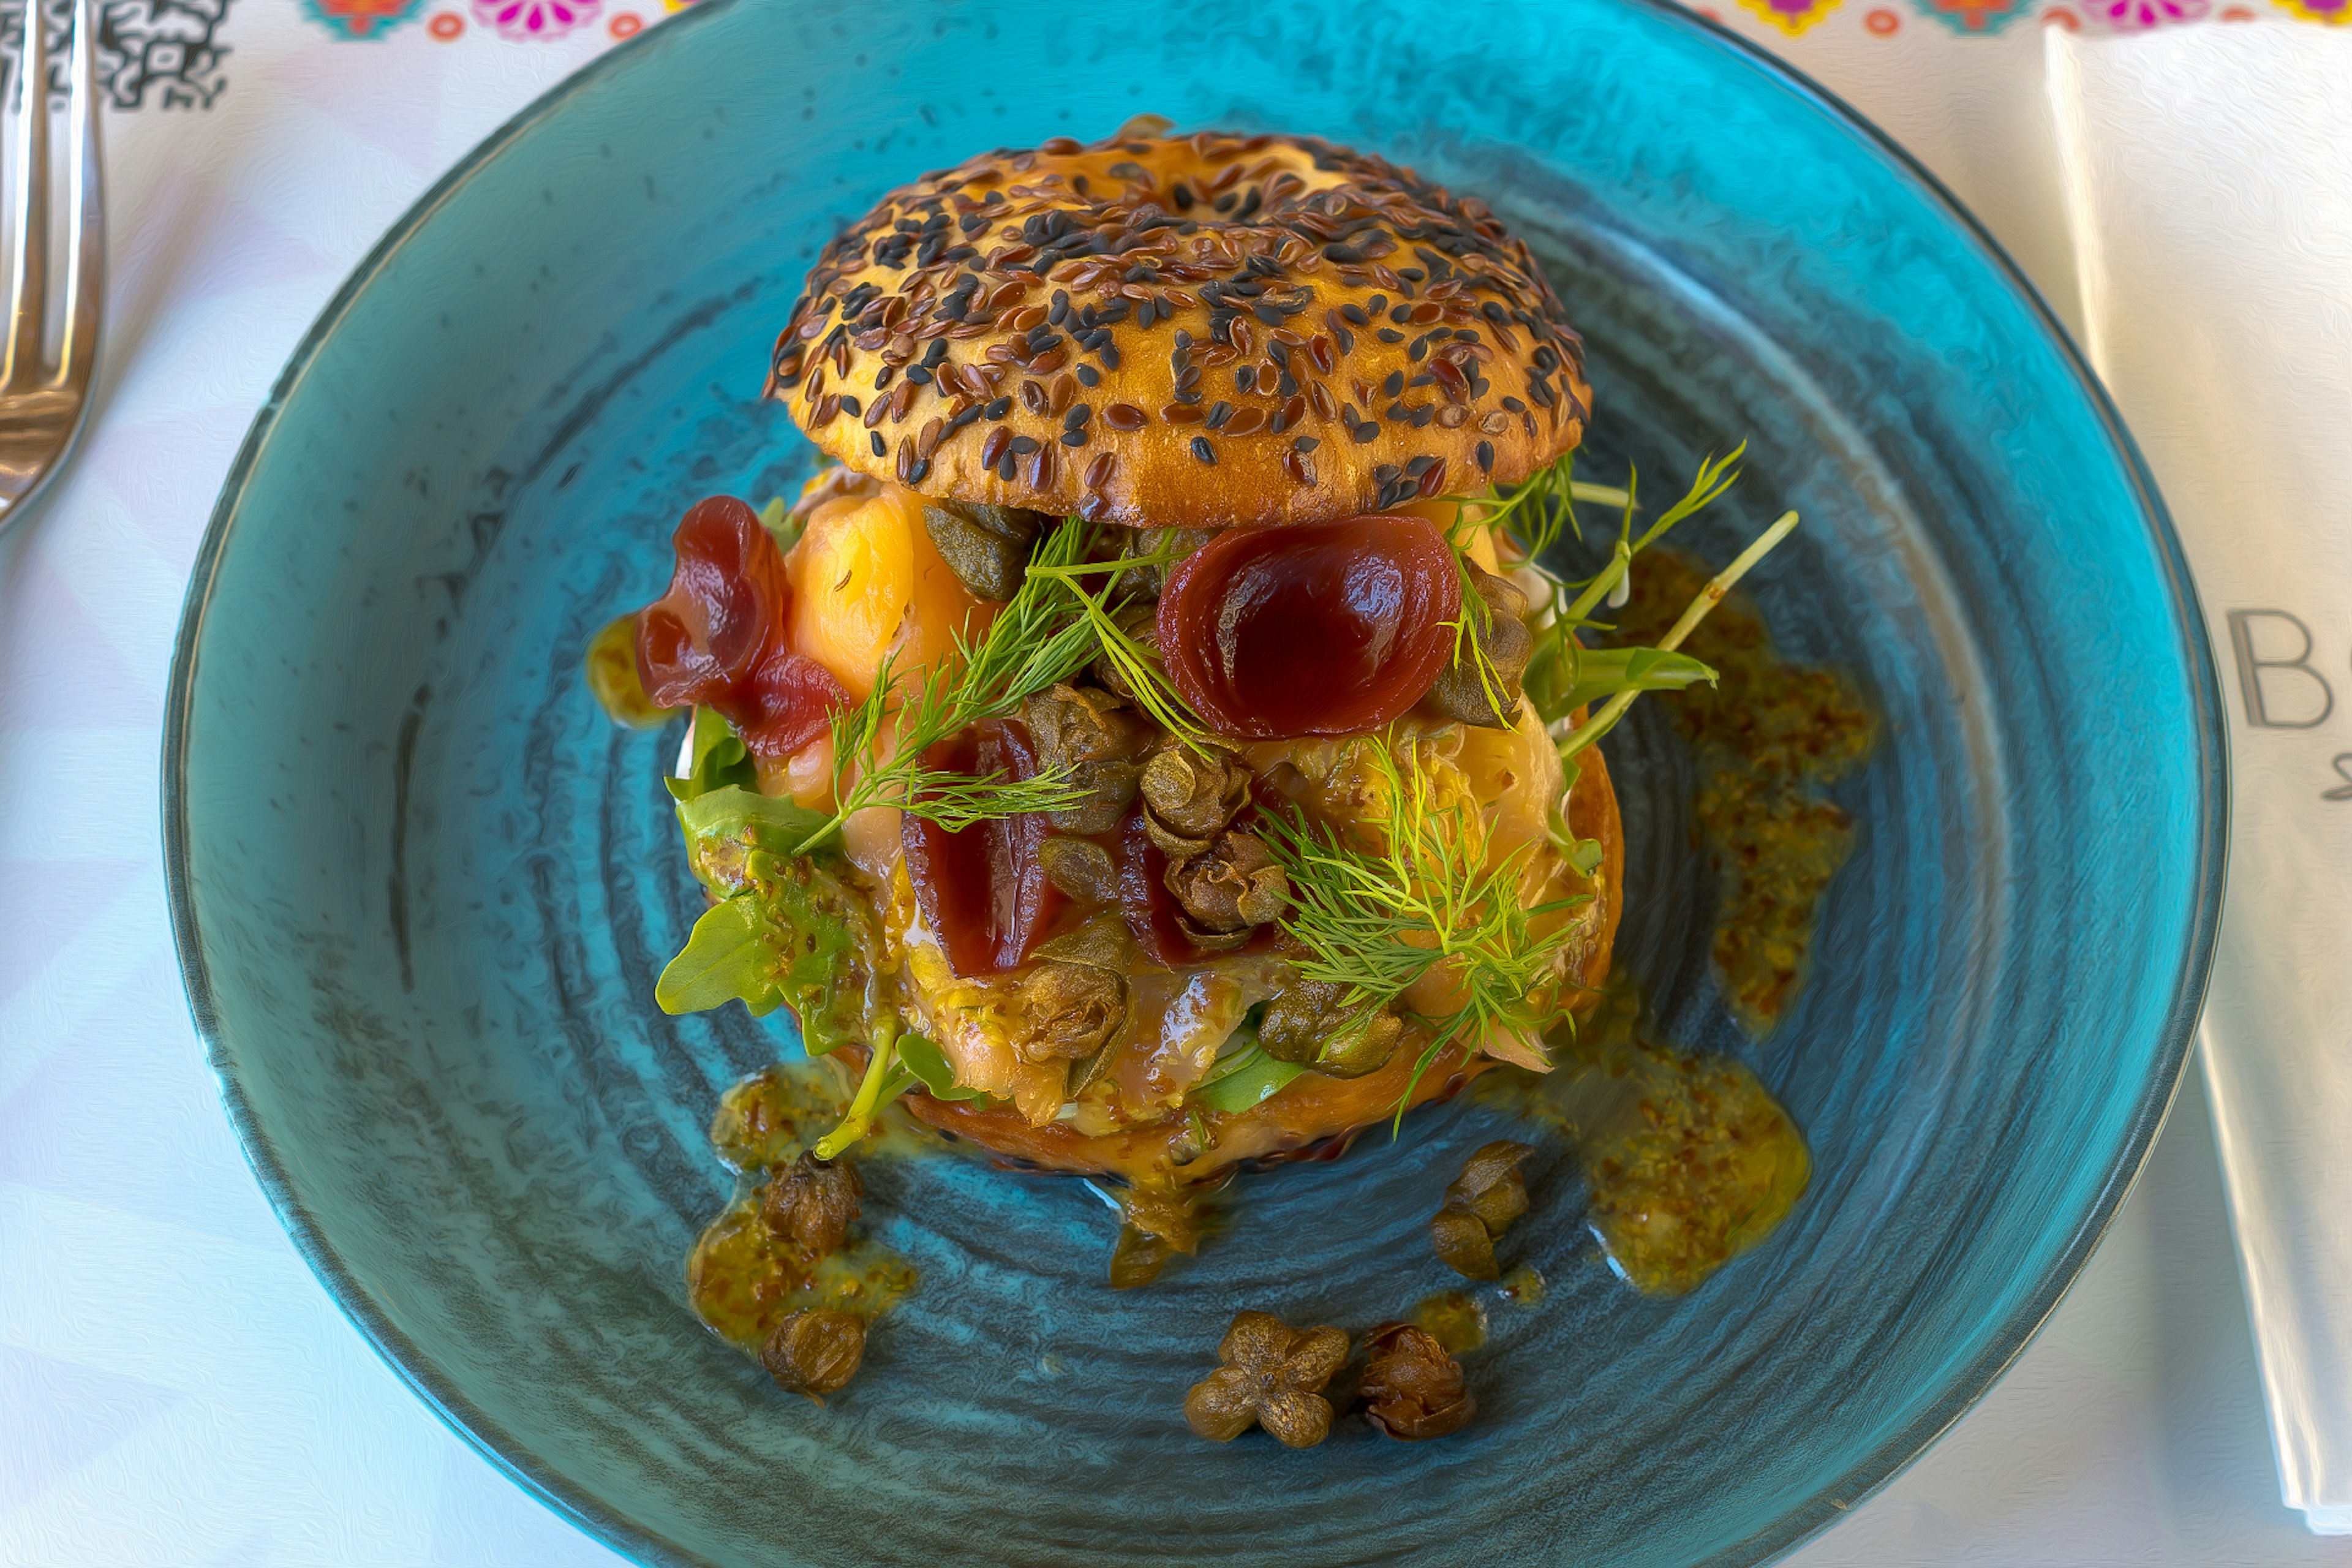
6,3 -> 2350,1563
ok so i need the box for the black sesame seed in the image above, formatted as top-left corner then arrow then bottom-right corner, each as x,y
1367,294 -> 1388,315
1099,345 -> 1120,370
1373,464 -> 1401,484
1065,404 -> 1092,428
839,395 -> 863,417
997,454 -> 1017,480
1352,422 -> 1379,443
1341,303 -> 1370,326
1252,303 -> 1284,327
946,405 -> 982,432
1501,396 -> 1526,413
1192,435 -> 1216,464
1206,401 -> 1234,429
1009,435 -> 1041,455
1060,430 -> 1088,447
1076,364 -> 1101,387
986,396 -> 1012,418
1376,329 -> 1404,344
1408,337 -> 1429,362
1409,374 -> 1434,388
1294,435 -> 1320,452
870,432 -> 888,457
1237,366 -> 1257,393
904,366 -> 933,385
1404,455 -> 1436,477
1335,327 -> 1355,355
1386,402 -> 1408,420
1476,440 -> 1494,469
907,456 -> 931,483
1382,370 -> 1404,396
1049,290 -> 1070,325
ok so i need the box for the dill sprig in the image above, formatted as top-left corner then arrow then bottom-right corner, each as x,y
1023,540 -> 1213,752
1258,736 -> 1590,1129
792,519 -> 1102,854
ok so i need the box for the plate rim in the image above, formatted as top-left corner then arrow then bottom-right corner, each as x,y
158,2 -> 2230,1564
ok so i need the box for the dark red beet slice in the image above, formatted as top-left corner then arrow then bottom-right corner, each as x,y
636,497 -> 789,709
634,495 -> 847,754
1156,513 -> 1461,739
736,646 -> 850,759
901,721 -> 1062,976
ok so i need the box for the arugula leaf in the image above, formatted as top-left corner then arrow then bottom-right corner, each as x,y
1190,1042 -> 1306,1115
654,834 -> 884,1055
895,1031 -> 984,1102
666,706 -> 758,802
677,785 -> 833,859
657,894 -> 786,1016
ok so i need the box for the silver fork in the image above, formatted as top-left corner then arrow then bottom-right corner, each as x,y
0,0 -> 99,539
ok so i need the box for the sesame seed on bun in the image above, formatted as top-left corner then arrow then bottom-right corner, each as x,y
766,123 -> 1591,529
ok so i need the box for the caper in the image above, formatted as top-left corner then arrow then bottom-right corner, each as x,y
760,1309 -> 867,1403
1424,561 -> 1534,728
921,500 -> 1047,601
1038,835 -> 1119,903
1358,1322 -> 1476,1440
1164,830 -> 1287,934
760,1150 -> 862,1254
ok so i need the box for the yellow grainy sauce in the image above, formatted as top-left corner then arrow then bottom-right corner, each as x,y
1528,998 -> 1812,1295
686,1062 -> 921,1352
1613,551 -> 1876,1034
1411,1290 -> 1489,1354
1476,556 -> 1870,1294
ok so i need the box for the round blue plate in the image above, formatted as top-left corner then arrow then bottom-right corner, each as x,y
164,2 -> 2224,1564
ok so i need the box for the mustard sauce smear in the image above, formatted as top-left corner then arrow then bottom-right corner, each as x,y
1611,551 -> 1875,1033
1521,996 -> 1811,1295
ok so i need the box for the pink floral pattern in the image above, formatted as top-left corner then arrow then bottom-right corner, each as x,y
469,0 -> 598,37
2100,0 -> 2208,23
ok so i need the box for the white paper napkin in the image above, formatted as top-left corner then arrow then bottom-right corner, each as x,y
2049,24 -> 2352,1536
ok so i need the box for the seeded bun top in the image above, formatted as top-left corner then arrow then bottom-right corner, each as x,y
766,123 -> 1591,529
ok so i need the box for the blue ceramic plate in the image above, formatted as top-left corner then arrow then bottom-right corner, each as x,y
164,2 -> 2223,1564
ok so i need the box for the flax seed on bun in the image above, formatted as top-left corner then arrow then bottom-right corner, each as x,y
766,123 -> 1592,530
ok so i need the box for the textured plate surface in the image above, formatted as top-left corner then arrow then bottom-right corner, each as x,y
164,2 -> 2223,1566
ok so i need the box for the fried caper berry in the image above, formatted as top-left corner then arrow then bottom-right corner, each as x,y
760,1150 -> 862,1254
1358,1322 -> 1477,1440
1431,1140 -> 1534,1279
1184,1310 -> 1349,1448
760,1309 -> 867,1403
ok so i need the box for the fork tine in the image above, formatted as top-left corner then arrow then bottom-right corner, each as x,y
4,0 -> 50,388
53,0 -> 96,392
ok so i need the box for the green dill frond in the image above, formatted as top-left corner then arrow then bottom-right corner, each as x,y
1024,526 -> 1213,752
792,521 -> 1102,853
1258,735 -> 1591,1129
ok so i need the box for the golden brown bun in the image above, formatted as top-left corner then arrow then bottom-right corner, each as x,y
766,124 -> 1591,529
902,742 -> 1624,1183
